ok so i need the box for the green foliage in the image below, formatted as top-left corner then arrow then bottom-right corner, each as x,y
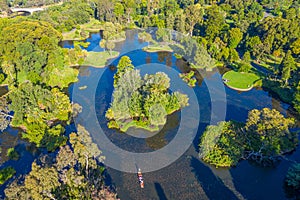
31,1 -> 93,32
199,108 -> 297,167
238,62 -> 252,73
0,167 -> 15,185
9,83 -> 71,151
280,50 -> 297,85
5,124 -> 116,200
107,57 -> 188,132
7,147 -> 19,160
179,71 -> 197,87
0,19 -> 78,88
138,31 -> 153,45
113,56 -> 134,86
293,84 -> 300,113
245,108 -> 297,158
199,121 -> 244,168
228,28 -> 243,49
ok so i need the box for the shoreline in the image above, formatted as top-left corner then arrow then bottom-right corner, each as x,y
223,81 -> 254,92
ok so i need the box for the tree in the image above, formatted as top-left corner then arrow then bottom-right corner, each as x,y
243,51 -> 251,63
114,2 -> 124,23
0,167 -> 15,185
204,6 -> 226,42
9,83 -> 71,150
174,9 -> 186,33
5,124 -> 115,200
138,32 -> 152,47
69,124 -> 103,176
246,36 -> 262,59
107,57 -> 189,131
229,48 -> 240,63
280,50 -> 296,86
291,38 -> 300,55
113,56 -> 134,86
149,103 -> 167,126
106,40 -> 115,56
99,39 -> 107,51
245,108 -> 296,162
184,3 -> 203,36
24,162 -> 60,200
238,62 -> 252,72
293,83 -> 300,113
199,121 -> 244,167
228,28 -> 243,49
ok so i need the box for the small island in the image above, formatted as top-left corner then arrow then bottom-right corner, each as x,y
106,56 -> 189,132
199,108 -> 297,168
222,70 -> 261,91
179,71 -> 197,87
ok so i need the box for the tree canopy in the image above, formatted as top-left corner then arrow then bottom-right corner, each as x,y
106,56 -> 189,132
199,108 -> 297,167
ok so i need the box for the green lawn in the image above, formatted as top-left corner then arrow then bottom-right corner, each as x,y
223,71 -> 260,90
82,51 -> 119,68
118,120 -> 159,132
143,44 -> 173,52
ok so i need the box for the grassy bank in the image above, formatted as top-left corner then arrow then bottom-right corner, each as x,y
143,44 -> 173,52
82,51 -> 119,68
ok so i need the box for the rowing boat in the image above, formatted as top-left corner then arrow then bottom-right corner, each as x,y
137,168 -> 144,188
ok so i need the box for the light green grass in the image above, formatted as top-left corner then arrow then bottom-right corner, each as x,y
223,71 -> 260,90
62,29 -> 89,41
82,51 -> 119,68
80,18 -> 104,32
143,44 -> 173,52
119,120 -> 159,132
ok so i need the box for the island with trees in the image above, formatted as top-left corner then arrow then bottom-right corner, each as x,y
106,56 -> 189,132
199,108 -> 297,168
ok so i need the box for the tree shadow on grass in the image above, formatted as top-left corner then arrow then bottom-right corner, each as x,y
190,156 -> 239,200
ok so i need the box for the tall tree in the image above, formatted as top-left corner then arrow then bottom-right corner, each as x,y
245,108 -> 296,160
184,3 -> 203,36
228,28 -> 243,49
280,50 -> 296,86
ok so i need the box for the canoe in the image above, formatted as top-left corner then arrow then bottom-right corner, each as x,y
138,168 -> 144,188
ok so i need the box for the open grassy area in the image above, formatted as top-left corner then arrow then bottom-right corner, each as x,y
62,29 -> 90,41
82,51 -> 119,68
143,44 -> 173,52
223,71 -> 261,91
80,18 -> 104,32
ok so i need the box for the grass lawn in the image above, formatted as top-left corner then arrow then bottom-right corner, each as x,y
80,19 -> 104,32
82,51 -> 119,68
119,120 -> 159,132
223,71 -> 260,91
143,44 -> 173,52
62,29 -> 89,41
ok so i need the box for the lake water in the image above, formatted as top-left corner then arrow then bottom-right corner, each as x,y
0,30 -> 299,200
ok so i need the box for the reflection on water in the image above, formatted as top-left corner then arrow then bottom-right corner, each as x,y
0,132 -> 18,164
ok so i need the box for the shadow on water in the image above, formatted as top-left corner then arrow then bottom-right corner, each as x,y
190,156 -> 239,200
154,182 -> 168,200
